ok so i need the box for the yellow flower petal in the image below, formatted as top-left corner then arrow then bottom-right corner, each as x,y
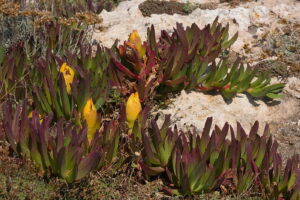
82,98 -> 98,142
28,111 -> 43,123
126,92 -> 142,130
128,30 -> 146,59
59,63 -> 75,94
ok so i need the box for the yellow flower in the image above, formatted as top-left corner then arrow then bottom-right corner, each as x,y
82,98 -> 98,142
126,92 -> 142,131
28,111 -> 43,123
59,63 -> 75,94
127,30 -> 146,59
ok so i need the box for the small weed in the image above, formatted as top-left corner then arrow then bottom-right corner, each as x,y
182,2 -> 195,14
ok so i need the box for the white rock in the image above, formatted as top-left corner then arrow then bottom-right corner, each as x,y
93,3 -> 255,51
250,6 -> 271,25
174,0 -> 219,4
284,77 -> 300,99
93,0 -> 300,52
156,90 -> 299,134
272,4 -> 296,19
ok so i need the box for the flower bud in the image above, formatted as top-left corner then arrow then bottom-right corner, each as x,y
60,63 -> 75,94
126,92 -> 142,131
82,98 -> 98,142
127,30 -> 146,59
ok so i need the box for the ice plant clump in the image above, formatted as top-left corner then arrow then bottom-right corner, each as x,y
82,98 -> 98,142
59,62 -> 75,94
126,92 -> 142,132
111,30 -> 156,102
140,115 -> 179,177
114,29 -> 154,80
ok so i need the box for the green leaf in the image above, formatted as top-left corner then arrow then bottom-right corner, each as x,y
250,74 -> 266,88
0,45 -> 5,65
77,150 -> 101,180
105,131 -> 120,164
59,75 -> 71,117
222,32 -> 238,49
31,141 -> 44,171
59,147 -> 80,183
266,93 -> 284,99
288,171 -> 297,191
34,86 -> 52,114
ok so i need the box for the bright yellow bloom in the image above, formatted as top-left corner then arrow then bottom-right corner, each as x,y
82,98 -> 98,142
126,92 -> 142,131
28,111 -> 43,123
59,63 -> 75,94
127,30 -> 146,59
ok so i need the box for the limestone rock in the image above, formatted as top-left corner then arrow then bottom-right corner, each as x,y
155,90 -> 299,134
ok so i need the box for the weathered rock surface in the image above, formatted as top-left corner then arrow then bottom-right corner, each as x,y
285,77 -> 300,99
93,0 -> 300,136
155,90 -> 299,134
93,0 -> 300,55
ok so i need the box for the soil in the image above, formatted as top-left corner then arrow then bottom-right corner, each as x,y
258,22 -> 300,78
139,0 -> 217,17
0,142 -> 166,200
255,60 -> 289,79
220,0 -> 253,6
0,142 -> 246,200
0,140 -> 264,200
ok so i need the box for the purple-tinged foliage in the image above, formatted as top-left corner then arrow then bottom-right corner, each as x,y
0,44 -> 30,101
138,116 -> 300,198
150,18 -> 238,93
1,101 -> 120,183
109,38 -> 157,102
140,115 -> 179,176
110,19 -> 284,102
2,100 -> 30,157
33,45 -> 110,120
110,18 -> 238,102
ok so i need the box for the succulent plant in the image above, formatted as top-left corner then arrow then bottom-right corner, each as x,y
0,43 -> 30,102
197,59 -> 285,99
110,20 -> 284,102
147,20 -> 285,100
112,30 -> 154,80
276,155 -> 300,200
32,59 -> 75,119
140,115 -> 179,177
148,18 -> 238,94
1,101 -> 30,158
32,45 -> 110,122
75,44 -> 111,110
1,100 -> 120,183
0,16 -> 295,199
137,116 -> 300,198
257,146 -> 300,199
109,30 -> 157,102
164,118 -> 228,195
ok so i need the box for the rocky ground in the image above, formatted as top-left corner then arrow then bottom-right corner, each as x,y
92,0 -> 300,160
